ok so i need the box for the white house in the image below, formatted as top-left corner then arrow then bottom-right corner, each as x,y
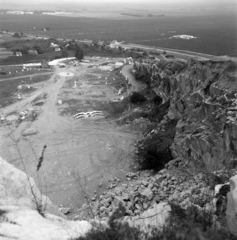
15,52 -> 22,57
50,43 -> 59,48
109,40 -> 124,49
173,35 -> 197,40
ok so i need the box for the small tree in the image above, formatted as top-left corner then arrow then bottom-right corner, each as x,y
13,32 -> 21,38
33,45 -> 44,54
75,45 -> 84,61
61,50 -> 68,58
118,46 -> 123,53
92,40 -> 99,47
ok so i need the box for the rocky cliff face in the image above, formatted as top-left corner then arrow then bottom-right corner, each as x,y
134,58 -> 237,173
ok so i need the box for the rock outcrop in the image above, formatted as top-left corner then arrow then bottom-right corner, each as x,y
125,202 -> 171,232
134,58 -> 237,173
0,156 -> 92,239
226,174 -> 237,237
0,206 -> 91,240
0,156 -> 60,216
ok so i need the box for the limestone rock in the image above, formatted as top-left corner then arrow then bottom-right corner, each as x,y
22,127 -> 38,136
60,207 -> 71,215
112,196 -> 124,208
226,174 -> 237,237
0,206 -> 91,240
140,188 -> 154,201
125,202 -> 171,231
0,156 -> 62,217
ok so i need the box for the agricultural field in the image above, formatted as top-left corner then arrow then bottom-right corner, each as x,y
0,65 -> 52,79
0,47 -> 12,59
0,69 -> 53,108
0,11 -> 236,57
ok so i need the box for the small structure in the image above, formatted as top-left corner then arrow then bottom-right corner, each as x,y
73,81 -> 77,88
172,35 -> 197,40
28,50 -> 38,55
15,52 -> 22,57
55,47 -> 61,52
59,63 -> 66,68
109,40 -> 124,49
41,61 -> 49,68
50,43 -> 59,48
115,62 -> 124,68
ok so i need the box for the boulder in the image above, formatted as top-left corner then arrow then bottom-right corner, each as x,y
22,127 -> 38,136
125,202 -> 171,232
140,188 -> 154,201
60,207 -> 71,215
112,196 -> 124,208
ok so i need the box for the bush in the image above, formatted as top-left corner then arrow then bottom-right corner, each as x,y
77,203 -> 142,240
77,202 -> 235,240
130,92 -> 147,104
75,45 -> 85,61
135,119 -> 177,170
61,50 -> 68,58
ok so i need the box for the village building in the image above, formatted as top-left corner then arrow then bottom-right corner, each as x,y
41,61 -> 50,68
50,43 -> 59,48
6,11 -> 24,14
15,52 -> 22,57
28,50 -> 38,55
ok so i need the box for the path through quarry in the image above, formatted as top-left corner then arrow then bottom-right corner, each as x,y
0,58 -> 137,216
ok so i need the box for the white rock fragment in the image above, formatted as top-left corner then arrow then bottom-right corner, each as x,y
226,174 -> 237,237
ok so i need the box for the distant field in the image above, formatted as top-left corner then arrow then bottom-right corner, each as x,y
0,73 -> 51,108
0,12 -> 236,57
0,51 -> 75,65
0,47 -> 12,59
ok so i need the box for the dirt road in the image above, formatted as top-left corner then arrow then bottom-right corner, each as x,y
0,58 -> 137,215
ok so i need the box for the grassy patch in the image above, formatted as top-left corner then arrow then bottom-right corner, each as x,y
0,68 -> 52,80
0,209 -> 7,216
0,74 -> 51,108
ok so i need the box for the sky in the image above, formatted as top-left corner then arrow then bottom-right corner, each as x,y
0,0 -> 236,10
1,0 -> 236,5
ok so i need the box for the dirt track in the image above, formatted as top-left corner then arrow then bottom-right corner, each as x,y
0,58 -> 137,214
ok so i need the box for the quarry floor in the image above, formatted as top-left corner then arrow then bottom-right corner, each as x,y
0,57 -> 138,215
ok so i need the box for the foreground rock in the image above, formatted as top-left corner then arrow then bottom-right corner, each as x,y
226,174 -> 237,237
125,202 -> 171,232
0,156 -> 61,217
0,156 -> 92,239
0,206 -> 91,240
